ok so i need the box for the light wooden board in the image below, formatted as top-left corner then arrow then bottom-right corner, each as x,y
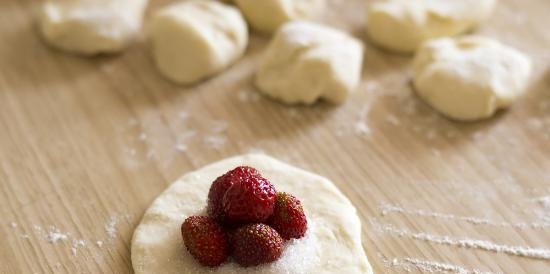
1,0 -> 549,273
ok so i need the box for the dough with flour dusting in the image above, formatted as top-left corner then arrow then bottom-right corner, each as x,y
234,0 -> 323,33
38,0 -> 148,55
255,21 -> 364,105
366,0 -> 496,53
413,36 -> 532,121
131,154 -> 373,274
149,0 -> 248,84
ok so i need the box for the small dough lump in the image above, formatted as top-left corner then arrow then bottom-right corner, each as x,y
255,21 -> 364,105
234,0 -> 323,33
131,154 -> 373,274
38,0 -> 148,55
150,0 -> 248,84
413,36 -> 532,121
366,0 -> 496,53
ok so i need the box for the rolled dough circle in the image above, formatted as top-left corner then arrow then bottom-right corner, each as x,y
131,154 -> 373,274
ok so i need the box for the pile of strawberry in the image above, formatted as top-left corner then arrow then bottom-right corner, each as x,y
181,166 -> 308,267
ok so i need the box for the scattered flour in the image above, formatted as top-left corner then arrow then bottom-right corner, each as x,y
204,135 -> 228,149
71,239 -> 87,255
379,203 -> 550,229
355,106 -> 371,136
371,220 -> 550,260
536,196 -> 550,209
237,90 -> 261,102
364,81 -> 380,93
209,120 -> 229,133
385,115 -> 401,126
178,111 -> 190,120
46,228 -> 69,243
384,257 -> 503,274
174,143 -> 188,152
105,216 -> 119,239
354,121 -> 371,135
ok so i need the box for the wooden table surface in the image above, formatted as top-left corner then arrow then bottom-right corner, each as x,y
1,0 -> 549,273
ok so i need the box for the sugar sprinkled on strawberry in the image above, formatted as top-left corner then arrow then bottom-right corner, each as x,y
269,192 -> 308,240
231,223 -> 284,267
181,216 -> 228,267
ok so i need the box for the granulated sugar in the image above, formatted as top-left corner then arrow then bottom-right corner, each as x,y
371,220 -> 550,260
384,257 -> 503,274
172,224 -> 320,274
379,203 -> 550,229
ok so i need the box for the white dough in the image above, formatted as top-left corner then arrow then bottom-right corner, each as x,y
412,36 -> 532,121
149,1 -> 248,84
234,0 -> 323,33
38,0 -> 148,55
366,0 -> 496,53
255,21 -> 364,105
131,154 -> 373,274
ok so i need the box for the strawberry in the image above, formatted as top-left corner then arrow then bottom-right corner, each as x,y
222,168 -> 277,225
181,216 -> 228,267
231,223 -> 284,267
268,192 -> 308,240
207,166 -> 260,224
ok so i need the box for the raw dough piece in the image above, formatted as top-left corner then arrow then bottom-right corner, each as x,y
234,0 -> 323,33
413,36 -> 532,121
38,0 -> 148,55
131,154 -> 373,274
150,1 -> 248,84
366,0 -> 496,53
255,21 -> 364,105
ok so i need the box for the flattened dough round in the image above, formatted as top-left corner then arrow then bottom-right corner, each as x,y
131,154 -> 373,274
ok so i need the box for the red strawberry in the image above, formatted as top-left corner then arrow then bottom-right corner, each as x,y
222,169 -> 277,225
231,223 -> 284,267
181,216 -> 228,267
268,192 -> 307,240
207,166 -> 261,224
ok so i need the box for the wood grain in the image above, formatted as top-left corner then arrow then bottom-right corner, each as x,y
1,0 -> 549,273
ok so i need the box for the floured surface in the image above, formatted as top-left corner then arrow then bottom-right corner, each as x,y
1,0 -> 550,273
131,154 -> 373,274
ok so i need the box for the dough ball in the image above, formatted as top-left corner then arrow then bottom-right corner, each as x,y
366,0 -> 496,53
150,0 -> 248,84
38,0 -> 148,55
256,21 -> 364,105
235,0 -> 323,33
413,36 -> 532,121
